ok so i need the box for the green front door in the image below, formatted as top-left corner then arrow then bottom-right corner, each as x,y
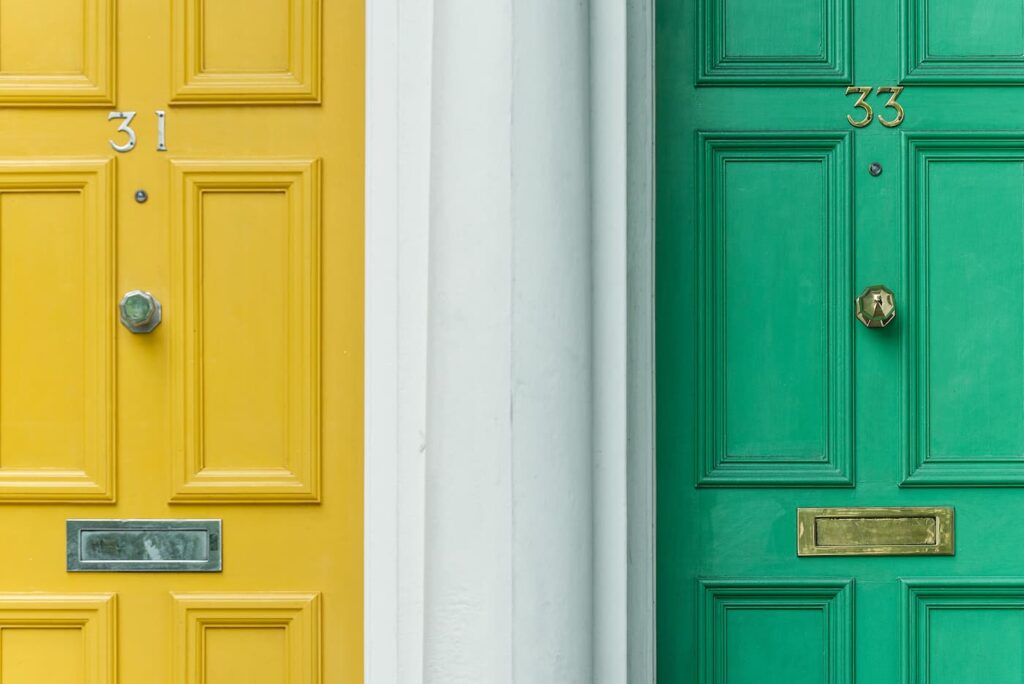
657,0 -> 1024,681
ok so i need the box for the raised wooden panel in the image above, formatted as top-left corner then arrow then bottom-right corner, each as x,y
698,0 -> 851,84
0,161 -> 114,501
0,0 -> 114,104
173,593 -> 320,684
0,594 -> 115,684
903,0 -> 1024,82
903,580 -> 1024,683
171,161 -> 320,502
700,579 -> 852,684
697,134 -> 853,486
903,135 -> 1024,485
171,0 -> 321,103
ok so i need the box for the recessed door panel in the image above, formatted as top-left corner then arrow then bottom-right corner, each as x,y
170,161 -> 320,502
697,134 -> 852,486
698,0 -> 851,83
904,137 -> 1024,484
0,0 -> 114,104
0,162 -> 113,500
171,0 -> 321,103
904,0 -> 1024,82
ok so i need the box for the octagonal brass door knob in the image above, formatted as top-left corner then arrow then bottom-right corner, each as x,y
855,284 -> 895,329
119,290 -> 162,334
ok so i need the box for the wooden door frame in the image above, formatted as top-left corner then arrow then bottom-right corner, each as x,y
363,0 -> 657,680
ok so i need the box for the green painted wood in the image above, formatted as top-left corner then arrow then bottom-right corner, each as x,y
699,0 -> 851,83
697,133 -> 853,485
904,0 -> 1024,82
904,136 -> 1024,485
657,0 -> 1024,680
701,580 -> 853,684
903,581 -> 1024,683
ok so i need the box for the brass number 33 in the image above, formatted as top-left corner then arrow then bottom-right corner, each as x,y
845,86 -> 905,128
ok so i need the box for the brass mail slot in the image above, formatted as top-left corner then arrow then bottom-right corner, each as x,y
797,507 -> 954,557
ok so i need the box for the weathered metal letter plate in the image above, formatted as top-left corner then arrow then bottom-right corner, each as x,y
67,519 -> 222,572
797,507 -> 954,557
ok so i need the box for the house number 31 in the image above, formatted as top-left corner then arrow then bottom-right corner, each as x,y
108,111 -> 168,153
845,86 -> 905,128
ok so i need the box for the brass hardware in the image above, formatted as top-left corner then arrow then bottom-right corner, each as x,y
845,86 -> 906,128
119,290 -> 162,334
797,507 -> 954,557
855,284 -> 896,328
845,86 -> 873,128
877,86 -> 905,128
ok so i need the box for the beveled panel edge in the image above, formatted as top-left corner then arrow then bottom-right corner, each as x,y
695,132 -> 854,488
699,578 -> 854,684
169,160 -> 321,503
170,0 -> 321,104
901,579 -> 1024,684
697,0 -> 852,85
797,506 -> 954,556
900,0 -> 1024,83
0,0 -> 115,106
0,159 -> 116,501
67,519 -> 222,572
0,593 -> 116,684
172,592 -> 321,684
901,134 -> 1024,486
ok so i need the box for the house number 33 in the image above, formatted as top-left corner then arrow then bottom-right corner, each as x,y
845,86 -> 905,128
108,111 -> 168,153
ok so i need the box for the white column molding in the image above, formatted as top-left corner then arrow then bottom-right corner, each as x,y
591,0 -> 628,679
625,0 -> 657,681
424,0 -> 593,681
366,0 -> 655,680
365,0 -> 432,680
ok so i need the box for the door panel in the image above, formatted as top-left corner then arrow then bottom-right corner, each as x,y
659,0 -> 1024,681
698,0 -> 851,83
905,138 -> 1024,484
170,161 -> 321,501
0,162 -> 114,499
0,0 -> 114,105
0,0 -> 362,681
904,0 -> 1024,82
0,594 -> 115,684
170,0 -> 320,103
698,134 -> 852,485
701,580 -> 852,684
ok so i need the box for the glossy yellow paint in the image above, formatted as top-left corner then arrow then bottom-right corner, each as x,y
0,0 -> 363,681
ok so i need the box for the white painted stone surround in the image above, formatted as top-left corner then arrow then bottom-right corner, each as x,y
365,1 -> 655,681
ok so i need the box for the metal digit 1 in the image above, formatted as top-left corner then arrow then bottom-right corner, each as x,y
108,111 -> 137,153
877,86 -> 905,128
845,86 -> 873,128
156,110 -> 167,151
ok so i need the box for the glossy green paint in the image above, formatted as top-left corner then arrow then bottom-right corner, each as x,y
657,0 -> 1024,681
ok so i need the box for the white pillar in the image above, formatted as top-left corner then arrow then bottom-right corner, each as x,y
424,0 -> 594,681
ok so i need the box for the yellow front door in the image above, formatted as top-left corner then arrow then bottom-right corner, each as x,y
0,1 -> 362,682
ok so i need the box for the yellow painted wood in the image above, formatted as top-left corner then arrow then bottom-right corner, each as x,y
0,0 -> 114,105
169,161 -> 321,502
0,161 -> 114,500
171,0 -> 321,103
0,0 -> 363,681
173,593 -> 320,684
0,594 -> 115,684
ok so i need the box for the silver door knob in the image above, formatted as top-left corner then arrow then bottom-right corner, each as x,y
119,290 -> 162,333
855,285 -> 895,328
